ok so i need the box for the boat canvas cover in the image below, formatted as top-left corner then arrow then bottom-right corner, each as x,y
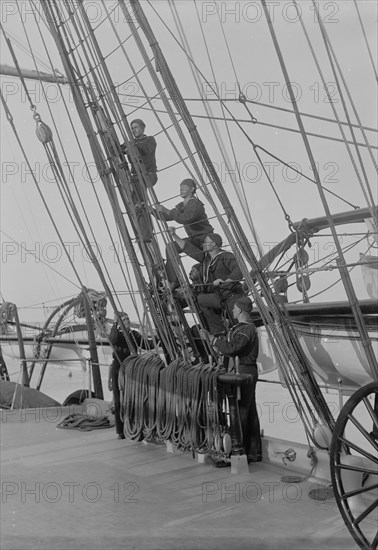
0,380 -> 61,409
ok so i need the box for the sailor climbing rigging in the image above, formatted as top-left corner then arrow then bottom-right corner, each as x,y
122,118 -> 157,188
169,231 -> 244,334
152,178 -> 214,291
121,119 -> 158,243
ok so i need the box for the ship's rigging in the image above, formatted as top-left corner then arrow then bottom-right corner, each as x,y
1,2 -> 377,547
1,0 -> 377,426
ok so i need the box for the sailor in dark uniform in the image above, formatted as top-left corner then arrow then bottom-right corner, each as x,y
201,296 -> 262,464
127,118 -> 157,188
108,312 -> 152,439
122,119 -> 157,242
152,178 -> 214,291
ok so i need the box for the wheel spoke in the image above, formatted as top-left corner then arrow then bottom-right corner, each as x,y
339,436 -> 378,465
371,529 -> 378,550
347,413 -> 378,453
342,482 -> 378,499
335,463 -> 378,476
354,497 -> 378,525
364,396 -> 378,433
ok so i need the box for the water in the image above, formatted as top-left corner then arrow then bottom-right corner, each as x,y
3,353 -> 113,405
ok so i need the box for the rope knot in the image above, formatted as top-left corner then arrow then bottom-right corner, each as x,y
238,92 -> 246,104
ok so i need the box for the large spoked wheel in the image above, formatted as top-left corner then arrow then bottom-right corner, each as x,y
330,381 -> 378,550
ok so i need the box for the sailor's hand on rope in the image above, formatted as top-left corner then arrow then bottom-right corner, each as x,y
214,278 -> 236,287
199,328 -> 213,344
167,226 -> 177,236
199,328 -> 208,340
155,204 -> 169,215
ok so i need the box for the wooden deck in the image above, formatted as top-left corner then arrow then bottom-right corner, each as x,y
1,406 -> 360,550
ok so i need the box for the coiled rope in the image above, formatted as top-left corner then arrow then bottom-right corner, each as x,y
119,354 -> 225,454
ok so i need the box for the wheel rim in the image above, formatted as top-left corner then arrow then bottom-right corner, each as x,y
330,381 -> 378,550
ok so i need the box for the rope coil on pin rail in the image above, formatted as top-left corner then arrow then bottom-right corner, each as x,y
119,353 -> 225,453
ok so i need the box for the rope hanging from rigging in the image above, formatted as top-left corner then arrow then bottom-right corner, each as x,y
119,353 -> 228,455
